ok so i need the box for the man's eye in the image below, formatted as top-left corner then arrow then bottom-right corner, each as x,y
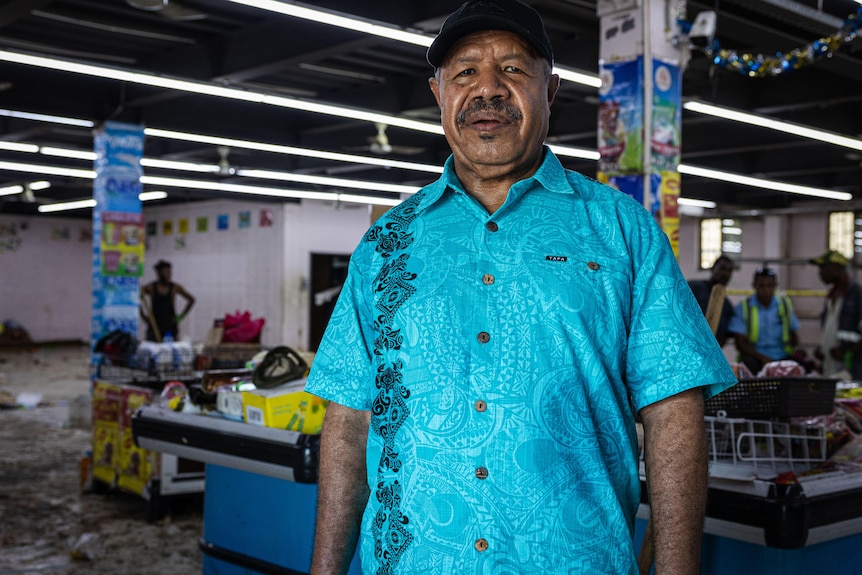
456,68 -> 476,76
504,66 -> 522,73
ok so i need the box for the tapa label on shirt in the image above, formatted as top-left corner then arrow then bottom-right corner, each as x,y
545,255 -> 568,262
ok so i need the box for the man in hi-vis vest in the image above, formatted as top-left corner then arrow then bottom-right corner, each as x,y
728,267 -> 800,375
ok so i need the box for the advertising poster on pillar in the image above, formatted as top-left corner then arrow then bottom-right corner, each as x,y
92,122 -> 145,350
597,58 -> 643,177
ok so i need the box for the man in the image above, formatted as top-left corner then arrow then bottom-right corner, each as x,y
140,260 -> 195,342
810,250 -> 862,377
688,255 -> 735,346
306,2 -> 735,574
728,267 -> 799,375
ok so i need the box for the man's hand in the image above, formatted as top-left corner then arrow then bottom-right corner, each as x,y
640,388 -> 707,575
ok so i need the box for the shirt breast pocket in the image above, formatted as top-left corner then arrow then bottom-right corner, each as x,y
528,254 -> 631,330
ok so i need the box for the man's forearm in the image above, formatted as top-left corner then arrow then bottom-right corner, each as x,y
310,402 -> 370,575
641,388 -> 707,575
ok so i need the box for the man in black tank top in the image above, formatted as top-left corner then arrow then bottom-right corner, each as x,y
141,260 -> 196,341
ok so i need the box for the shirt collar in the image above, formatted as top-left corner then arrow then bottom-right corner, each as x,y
413,146 -> 571,215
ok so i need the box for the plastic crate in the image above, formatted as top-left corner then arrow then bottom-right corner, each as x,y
704,377 -> 838,419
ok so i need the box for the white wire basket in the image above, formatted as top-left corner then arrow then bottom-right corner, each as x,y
705,415 -> 827,479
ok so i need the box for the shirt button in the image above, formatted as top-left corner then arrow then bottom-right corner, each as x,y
474,400 -> 487,412
588,261 -> 600,270
485,222 -> 498,232
475,538 -> 489,552
477,331 -> 490,343
475,467 -> 488,480
482,273 -> 495,285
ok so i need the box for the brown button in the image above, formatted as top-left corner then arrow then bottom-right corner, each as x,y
477,331 -> 490,343
482,273 -> 495,285
475,538 -> 489,552
587,261 -> 600,270
474,400 -> 487,412
475,467 -> 488,480
485,221 -> 498,232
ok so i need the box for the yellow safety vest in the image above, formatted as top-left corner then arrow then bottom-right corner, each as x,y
741,296 -> 794,356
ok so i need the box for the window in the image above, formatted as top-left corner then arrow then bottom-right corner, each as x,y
828,211 -> 855,264
700,218 -> 742,269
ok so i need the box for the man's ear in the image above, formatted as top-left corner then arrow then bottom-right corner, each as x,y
547,73 -> 560,106
429,75 -> 442,107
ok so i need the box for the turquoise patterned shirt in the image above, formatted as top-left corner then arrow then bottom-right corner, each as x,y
306,149 -> 736,575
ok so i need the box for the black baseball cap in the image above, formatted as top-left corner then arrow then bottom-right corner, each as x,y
427,0 -> 554,68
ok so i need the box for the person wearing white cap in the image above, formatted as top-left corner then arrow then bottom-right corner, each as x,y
306,2 -> 736,574
810,250 -> 862,377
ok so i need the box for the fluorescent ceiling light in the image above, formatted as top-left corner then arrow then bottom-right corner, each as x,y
234,168 -> 419,194
678,164 -> 852,201
224,0 -> 433,47
683,101 -> 862,151
144,128 -> 444,174
0,49 -> 444,135
0,184 -> 24,196
554,66 -> 602,88
0,108 -> 94,127
38,190 -> 170,213
29,180 -> 51,191
38,199 -> 95,212
677,197 -> 716,208
40,146 -> 96,160
0,160 -> 95,179
547,144 -> 601,161
141,158 -> 221,173
0,141 -> 39,153
139,191 -> 168,201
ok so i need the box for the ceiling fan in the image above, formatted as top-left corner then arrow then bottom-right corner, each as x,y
346,123 -> 426,156
125,0 -> 207,22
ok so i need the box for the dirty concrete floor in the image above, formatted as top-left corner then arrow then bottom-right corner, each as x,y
0,345 -> 203,574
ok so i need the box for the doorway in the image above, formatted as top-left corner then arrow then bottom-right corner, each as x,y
308,253 -> 350,351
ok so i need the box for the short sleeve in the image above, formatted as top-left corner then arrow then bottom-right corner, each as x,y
624,206 -> 737,411
727,302 -> 745,335
305,243 -> 377,411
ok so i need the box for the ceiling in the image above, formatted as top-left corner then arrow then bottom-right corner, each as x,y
0,0 -> 861,219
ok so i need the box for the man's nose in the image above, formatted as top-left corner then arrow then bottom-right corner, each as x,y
473,70 -> 510,100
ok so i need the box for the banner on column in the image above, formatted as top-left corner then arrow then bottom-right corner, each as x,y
92,122 -> 145,355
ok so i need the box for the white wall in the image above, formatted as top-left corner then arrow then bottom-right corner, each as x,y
142,199 -> 370,349
0,215 -> 92,342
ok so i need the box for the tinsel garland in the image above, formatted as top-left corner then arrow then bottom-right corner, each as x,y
694,6 -> 861,78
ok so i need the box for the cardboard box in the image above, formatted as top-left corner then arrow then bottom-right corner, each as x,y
242,378 -> 327,434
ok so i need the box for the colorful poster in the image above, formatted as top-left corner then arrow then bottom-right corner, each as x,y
146,221 -> 156,236
260,209 -> 273,227
162,220 -> 173,235
597,58 -> 643,177
178,218 -> 189,234
92,122 -> 144,354
101,211 -> 144,276
217,214 -> 229,230
196,217 -> 208,233
238,211 -> 251,229
651,60 -> 682,174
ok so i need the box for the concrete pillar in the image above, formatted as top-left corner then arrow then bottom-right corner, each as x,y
91,122 -> 145,357
597,0 -> 686,255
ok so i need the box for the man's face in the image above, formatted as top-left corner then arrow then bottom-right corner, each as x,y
818,263 -> 844,284
157,266 -> 172,283
754,276 -> 776,306
428,30 -> 560,178
711,260 -> 734,286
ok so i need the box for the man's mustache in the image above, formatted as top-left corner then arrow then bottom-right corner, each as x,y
456,100 -> 522,126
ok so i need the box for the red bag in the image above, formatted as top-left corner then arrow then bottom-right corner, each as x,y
221,310 -> 265,343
